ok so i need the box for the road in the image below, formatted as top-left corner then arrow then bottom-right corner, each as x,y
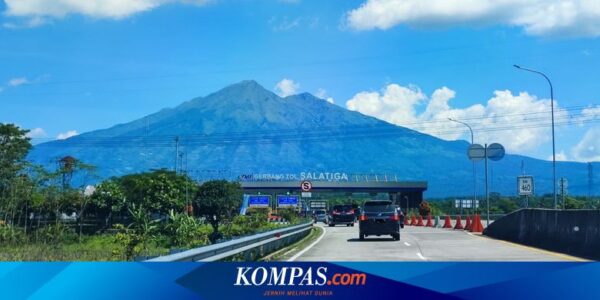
293,223 -> 580,261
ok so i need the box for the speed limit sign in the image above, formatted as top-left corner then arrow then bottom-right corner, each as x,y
518,176 -> 534,196
300,180 -> 312,192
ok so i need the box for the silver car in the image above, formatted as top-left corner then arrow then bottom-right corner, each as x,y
313,210 -> 327,223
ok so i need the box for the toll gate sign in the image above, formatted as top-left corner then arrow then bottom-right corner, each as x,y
301,180 -> 312,192
518,176 -> 534,196
277,195 -> 299,207
248,195 -> 270,207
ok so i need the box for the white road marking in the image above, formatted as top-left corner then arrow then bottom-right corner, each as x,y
416,252 -> 427,261
404,242 -> 411,246
287,225 -> 327,262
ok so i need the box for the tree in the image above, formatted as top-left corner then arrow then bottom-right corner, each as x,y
194,180 -> 242,243
418,201 -> 431,216
0,124 -> 32,222
90,179 -> 126,229
119,170 -> 195,215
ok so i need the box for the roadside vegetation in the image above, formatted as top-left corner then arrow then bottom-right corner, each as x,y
0,123 -> 303,261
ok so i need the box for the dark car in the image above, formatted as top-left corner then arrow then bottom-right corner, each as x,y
358,200 -> 400,241
327,204 -> 356,227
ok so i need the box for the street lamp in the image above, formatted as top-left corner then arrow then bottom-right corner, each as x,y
448,118 -> 477,215
513,65 -> 557,209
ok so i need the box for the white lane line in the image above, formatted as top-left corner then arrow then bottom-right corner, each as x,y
416,252 -> 427,261
287,225 -> 327,262
404,242 -> 411,246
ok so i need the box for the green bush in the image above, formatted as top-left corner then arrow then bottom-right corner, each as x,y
0,223 -> 28,244
277,208 -> 299,224
163,210 -> 209,248
35,223 -> 77,244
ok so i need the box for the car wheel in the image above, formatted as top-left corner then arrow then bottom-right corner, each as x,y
350,223 -> 355,227
392,233 -> 400,241
329,223 -> 334,227
359,233 -> 365,241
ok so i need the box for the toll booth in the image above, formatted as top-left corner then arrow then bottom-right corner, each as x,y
240,180 -> 427,211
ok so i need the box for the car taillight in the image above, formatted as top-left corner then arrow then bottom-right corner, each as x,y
359,215 -> 368,221
390,214 -> 400,222
349,209 -> 355,214
333,210 -> 340,215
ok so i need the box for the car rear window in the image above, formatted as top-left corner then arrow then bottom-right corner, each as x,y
363,201 -> 395,212
315,211 -> 325,215
332,205 -> 353,212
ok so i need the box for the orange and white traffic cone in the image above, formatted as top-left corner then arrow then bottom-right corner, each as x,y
470,214 -> 484,233
442,216 -> 452,228
416,215 -> 424,226
410,215 -> 417,226
464,216 -> 472,231
454,216 -> 464,230
425,214 -> 434,227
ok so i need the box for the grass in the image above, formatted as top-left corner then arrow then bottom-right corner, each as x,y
0,234 -> 168,261
0,219 -> 311,261
260,226 -> 323,262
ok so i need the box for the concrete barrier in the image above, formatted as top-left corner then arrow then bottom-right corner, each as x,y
483,208 -> 600,260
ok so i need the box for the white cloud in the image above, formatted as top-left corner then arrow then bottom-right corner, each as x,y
551,151 -> 568,161
8,77 -> 29,87
275,79 -> 300,97
346,0 -> 600,37
56,130 -> 78,140
580,106 -> 600,123
26,127 -> 47,138
346,83 -> 569,152
3,16 -> 49,29
4,0 -> 211,20
572,127 -> 600,162
269,16 -> 301,32
315,88 -> 335,104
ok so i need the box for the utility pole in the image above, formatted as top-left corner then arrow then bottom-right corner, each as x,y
559,177 -> 567,209
174,136 -> 180,173
589,163 -> 594,203
484,143 -> 490,226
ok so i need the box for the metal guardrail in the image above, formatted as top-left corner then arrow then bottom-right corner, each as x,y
146,222 -> 313,262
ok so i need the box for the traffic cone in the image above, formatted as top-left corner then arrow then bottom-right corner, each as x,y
442,216 -> 452,228
470,214 -> 484,233
416,215 -> 424,226
464,216 -> 472,231
403,214 -> 410,226
454,216 -> 464,230
410,214 -> 417,226
425,214 -> 433,227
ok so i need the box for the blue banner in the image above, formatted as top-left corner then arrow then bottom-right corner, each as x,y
277,195 -> 299,207
2,262 -> 600,299
248,195 -> 270,207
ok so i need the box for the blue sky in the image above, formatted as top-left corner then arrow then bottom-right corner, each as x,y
0,0 -> 599,161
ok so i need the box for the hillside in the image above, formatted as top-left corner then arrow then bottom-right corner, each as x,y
27,80 -> 595,197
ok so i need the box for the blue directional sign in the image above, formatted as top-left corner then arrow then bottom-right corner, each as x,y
247,195 -> 270,207
277,195 -> 299,207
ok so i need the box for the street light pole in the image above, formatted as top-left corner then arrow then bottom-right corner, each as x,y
513,65 -> 557,209
449,118 -> 477,215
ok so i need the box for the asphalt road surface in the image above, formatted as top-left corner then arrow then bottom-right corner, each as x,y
292,223 -> 581,261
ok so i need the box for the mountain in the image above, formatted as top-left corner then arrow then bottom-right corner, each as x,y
27,80 -> 597,197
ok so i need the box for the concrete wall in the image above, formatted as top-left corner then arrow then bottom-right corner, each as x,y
483,208 -> 600,260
